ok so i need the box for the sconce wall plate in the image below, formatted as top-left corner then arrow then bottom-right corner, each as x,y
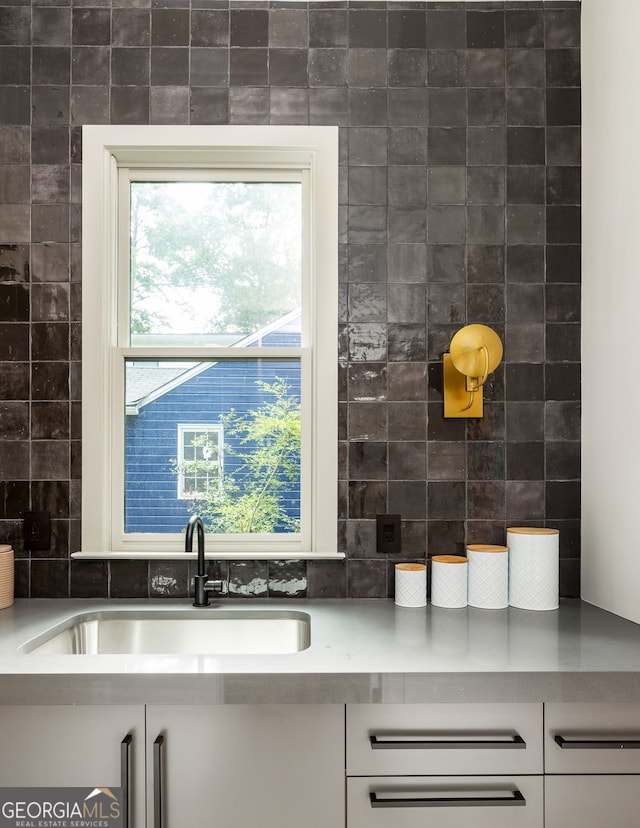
443,324 -> 503,419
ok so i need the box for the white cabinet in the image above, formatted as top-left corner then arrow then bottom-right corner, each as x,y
346,703 -> 544,828
544,702 -> 640,774
0,705 -> 146,827
348,775 -> 543,828
347,703 -> 543,775
544,702 -> 640,828
7,699 -> 640,828
146,704 -> 344,828
546,776 -> 640,828
0,704 -> 344,828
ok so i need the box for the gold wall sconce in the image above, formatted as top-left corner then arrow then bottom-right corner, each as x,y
443,324 -> 503,418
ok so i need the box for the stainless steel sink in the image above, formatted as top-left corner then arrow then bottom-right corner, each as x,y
20,609 -> 311,655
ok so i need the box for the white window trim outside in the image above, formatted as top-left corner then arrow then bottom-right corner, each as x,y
176,423 -> 224,501
77,125 -> 340,560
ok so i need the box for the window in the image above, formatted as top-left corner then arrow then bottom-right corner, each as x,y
176,425 -> 223,501
78,126 -> 339,559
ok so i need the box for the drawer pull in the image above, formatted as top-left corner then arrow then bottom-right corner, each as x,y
554,735 -> 640,750
370,734 -> 526,750
369,790 -> 526,809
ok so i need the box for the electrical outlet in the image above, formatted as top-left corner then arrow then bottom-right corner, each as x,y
376,514 -> 401,555
23,511 -> 51,552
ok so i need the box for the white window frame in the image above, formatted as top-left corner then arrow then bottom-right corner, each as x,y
77,125 -> 339,560
176,424 -> 224,501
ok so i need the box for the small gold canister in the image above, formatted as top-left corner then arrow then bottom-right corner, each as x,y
0,545 -> 14,610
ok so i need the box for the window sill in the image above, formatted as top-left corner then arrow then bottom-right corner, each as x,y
72,551 -> 345,561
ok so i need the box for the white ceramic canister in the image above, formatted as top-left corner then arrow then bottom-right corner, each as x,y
508,527 -> 559,611
394,563 -> 427,608
466,544 -> 509,609
430,555 -> 468,608
0,545 -> 14,610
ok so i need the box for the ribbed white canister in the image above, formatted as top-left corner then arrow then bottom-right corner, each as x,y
430,555 -> 468,608
508,527 -> 559,611
467,545 -> 509,609
394,563 -> 427,608
0,545 -> 14,610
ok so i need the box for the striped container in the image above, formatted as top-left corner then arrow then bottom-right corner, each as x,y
0,545 -> 14,610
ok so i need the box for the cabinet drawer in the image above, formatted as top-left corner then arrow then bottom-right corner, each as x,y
347,776 -> 543,828
545,703 -> 640,774
546,775 -> 640,828
346,703 -> 543,776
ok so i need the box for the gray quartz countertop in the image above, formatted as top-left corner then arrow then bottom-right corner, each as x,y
1,598 -> 640,705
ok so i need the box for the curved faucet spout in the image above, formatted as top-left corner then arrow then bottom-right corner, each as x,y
185,514 -> 206,577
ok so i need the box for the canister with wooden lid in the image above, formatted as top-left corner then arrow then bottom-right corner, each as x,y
431,555 -> 468,608
508,527 -> 559,611
394,563 -> 427,608
467,544 -> 509,609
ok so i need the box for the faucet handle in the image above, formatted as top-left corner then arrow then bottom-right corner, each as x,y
205,577 -> 228,596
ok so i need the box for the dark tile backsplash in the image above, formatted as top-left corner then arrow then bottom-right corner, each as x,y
0,1 -> 581,600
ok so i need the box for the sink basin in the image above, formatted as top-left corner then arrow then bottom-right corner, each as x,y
20,610 -> 311,655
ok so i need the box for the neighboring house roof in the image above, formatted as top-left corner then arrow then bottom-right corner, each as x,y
126,366 -> 188,407
126,308 -> 302,415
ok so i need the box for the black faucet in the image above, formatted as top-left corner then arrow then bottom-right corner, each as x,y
186,514 -> 226,607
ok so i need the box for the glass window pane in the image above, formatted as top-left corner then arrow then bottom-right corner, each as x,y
178,425 -> 223,499
125,358 -> 301,535
129,181 -> 302,347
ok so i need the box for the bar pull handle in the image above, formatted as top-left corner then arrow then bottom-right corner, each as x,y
154,734 -> 165,828
555,735 -> 640,750
121,734 -> 132,828
370,790 -> 526,808
370,734 -> 526,750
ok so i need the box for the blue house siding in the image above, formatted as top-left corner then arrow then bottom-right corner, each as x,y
125,358 -> 301,534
